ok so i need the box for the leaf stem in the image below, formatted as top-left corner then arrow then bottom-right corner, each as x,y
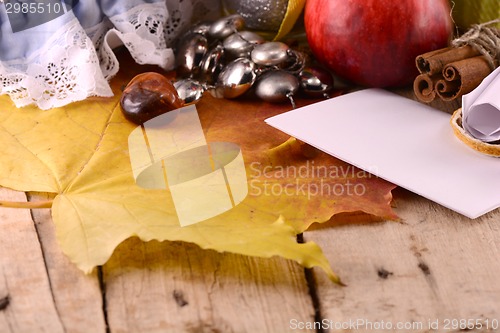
0,200 -> 53,209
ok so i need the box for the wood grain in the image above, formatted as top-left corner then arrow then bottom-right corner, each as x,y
0,189 -> 107,333
0,88 -> 493,333
303,90 -> 500,333
307,189 -> 500,333
0,188 -> 64,333
103,237 -> 315,333
29,193 -> 107,333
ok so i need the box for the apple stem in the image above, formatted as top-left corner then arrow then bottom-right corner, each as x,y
0,200 -> 54,209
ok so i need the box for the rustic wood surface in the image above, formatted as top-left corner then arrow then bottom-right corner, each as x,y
308,188 -> 500,333
1,93 -> 499,333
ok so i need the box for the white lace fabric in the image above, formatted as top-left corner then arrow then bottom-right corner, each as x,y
1,17 -> 112,110
0,0 -> 221,110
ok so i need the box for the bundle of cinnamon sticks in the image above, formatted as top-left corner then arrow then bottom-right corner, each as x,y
413,45 -> 492,103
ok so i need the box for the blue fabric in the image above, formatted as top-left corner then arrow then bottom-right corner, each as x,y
0,6 -> 73,61
0,0 -> 164,61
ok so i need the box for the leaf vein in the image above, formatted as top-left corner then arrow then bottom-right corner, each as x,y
0,122 -> 60,192
65,100 -> 120,192
65,196 -> 92,265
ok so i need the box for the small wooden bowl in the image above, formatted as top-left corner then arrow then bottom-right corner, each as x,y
450,108 -> 500,157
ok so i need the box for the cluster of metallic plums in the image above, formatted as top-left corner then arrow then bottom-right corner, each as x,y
120,14 -> 335,125
175,14 -> 335,106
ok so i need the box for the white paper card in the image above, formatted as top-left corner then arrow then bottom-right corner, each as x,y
462,66 -> 500,142
266,89 -> 500,219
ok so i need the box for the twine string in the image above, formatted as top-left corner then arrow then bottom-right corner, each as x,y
451,19 -> 500,69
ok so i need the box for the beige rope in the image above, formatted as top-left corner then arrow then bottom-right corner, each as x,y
452,19 -> 500,70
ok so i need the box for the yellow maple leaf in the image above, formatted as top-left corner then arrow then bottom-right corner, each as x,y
0,58 -> 397,284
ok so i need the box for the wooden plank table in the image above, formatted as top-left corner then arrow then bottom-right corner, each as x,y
1,94 -> 499,333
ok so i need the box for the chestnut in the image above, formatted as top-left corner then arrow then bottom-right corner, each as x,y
120,72 -> 184,125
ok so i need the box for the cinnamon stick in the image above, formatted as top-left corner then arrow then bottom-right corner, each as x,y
435,79 -> 461,100
414,21 -> 499,105
413,74 -> 440,103
414,47 -> 493,103
415,45 -> 481,75
435,56 -> 492,101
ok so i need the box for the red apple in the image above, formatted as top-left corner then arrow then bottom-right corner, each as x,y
304,0 -> 453,87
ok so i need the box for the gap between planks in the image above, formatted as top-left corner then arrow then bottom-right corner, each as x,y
2,188 -> 324,333
0,189 -> 106,333
306,189 -> 500,333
